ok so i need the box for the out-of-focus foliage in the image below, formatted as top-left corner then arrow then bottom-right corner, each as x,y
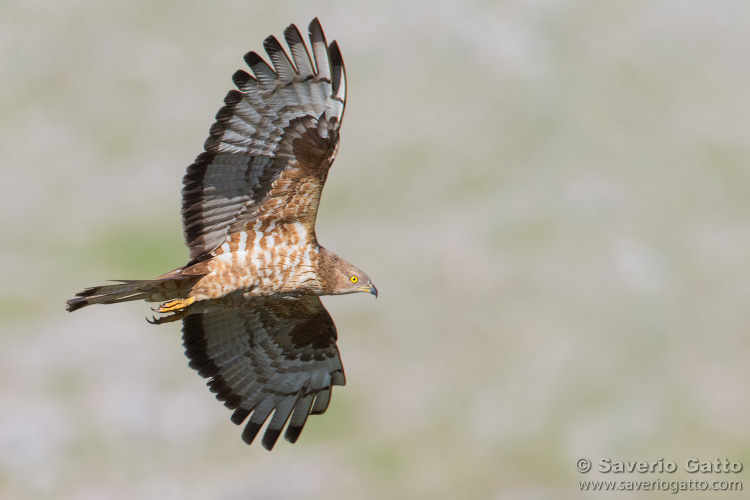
2,1 -> 749,498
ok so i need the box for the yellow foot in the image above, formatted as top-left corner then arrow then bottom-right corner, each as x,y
156,296 -> 196,313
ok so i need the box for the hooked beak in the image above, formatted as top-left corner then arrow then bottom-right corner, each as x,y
360,282 -> 378,298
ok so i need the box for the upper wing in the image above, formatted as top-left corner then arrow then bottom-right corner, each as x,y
181,296 -> 345,450
182,18 -> 347,263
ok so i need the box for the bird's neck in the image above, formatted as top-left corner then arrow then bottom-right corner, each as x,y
315,247 -> 344,295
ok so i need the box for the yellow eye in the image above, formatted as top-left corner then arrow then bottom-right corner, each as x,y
350,276 -> 358,283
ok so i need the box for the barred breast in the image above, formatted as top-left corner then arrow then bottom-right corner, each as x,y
190,226 -> 321,300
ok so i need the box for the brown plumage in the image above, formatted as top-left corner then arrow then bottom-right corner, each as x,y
66,18 -> 376,450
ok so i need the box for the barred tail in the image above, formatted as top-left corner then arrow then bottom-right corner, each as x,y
66,280 -> 165,312
67,265 -> 208,313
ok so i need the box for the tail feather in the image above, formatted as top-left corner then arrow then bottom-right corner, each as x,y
66,280 -> 160,312
66,274 -> 201,312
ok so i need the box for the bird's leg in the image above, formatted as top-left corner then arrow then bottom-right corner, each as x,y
156,296 -> 195,313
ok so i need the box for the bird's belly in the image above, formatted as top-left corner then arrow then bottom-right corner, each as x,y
191,250 -> 317,300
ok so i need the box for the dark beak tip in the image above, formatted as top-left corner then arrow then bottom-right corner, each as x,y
370,284 -> 378,298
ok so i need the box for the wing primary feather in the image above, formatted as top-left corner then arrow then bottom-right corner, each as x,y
308,18 -> 331,81
284,24 -> 315,77
241,398 -> 275,445
262,398 -> 296,450
310,387 -> 332,415
243,51 -> 277,89
331,368 -> 345,386
261,425 -> 283,450
263,35 -> 296,83
328,41 -> 346,106
285,392 -> 315,443
231,407 -> 251,425
241,421 -> 263,445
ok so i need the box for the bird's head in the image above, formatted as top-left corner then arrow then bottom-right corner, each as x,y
319,249 -> 377,297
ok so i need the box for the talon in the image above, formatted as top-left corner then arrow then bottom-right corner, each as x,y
147,312 -> 186,325
156,297 -> 195,313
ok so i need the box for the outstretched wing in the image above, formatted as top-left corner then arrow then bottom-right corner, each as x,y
181,296 -> 345,450
182,18 -> 347,263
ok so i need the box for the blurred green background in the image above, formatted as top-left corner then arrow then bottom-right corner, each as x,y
2,0 -> 749,498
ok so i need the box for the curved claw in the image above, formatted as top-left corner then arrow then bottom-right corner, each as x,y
146,309 -> 187,325
146,309 -> 189,325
